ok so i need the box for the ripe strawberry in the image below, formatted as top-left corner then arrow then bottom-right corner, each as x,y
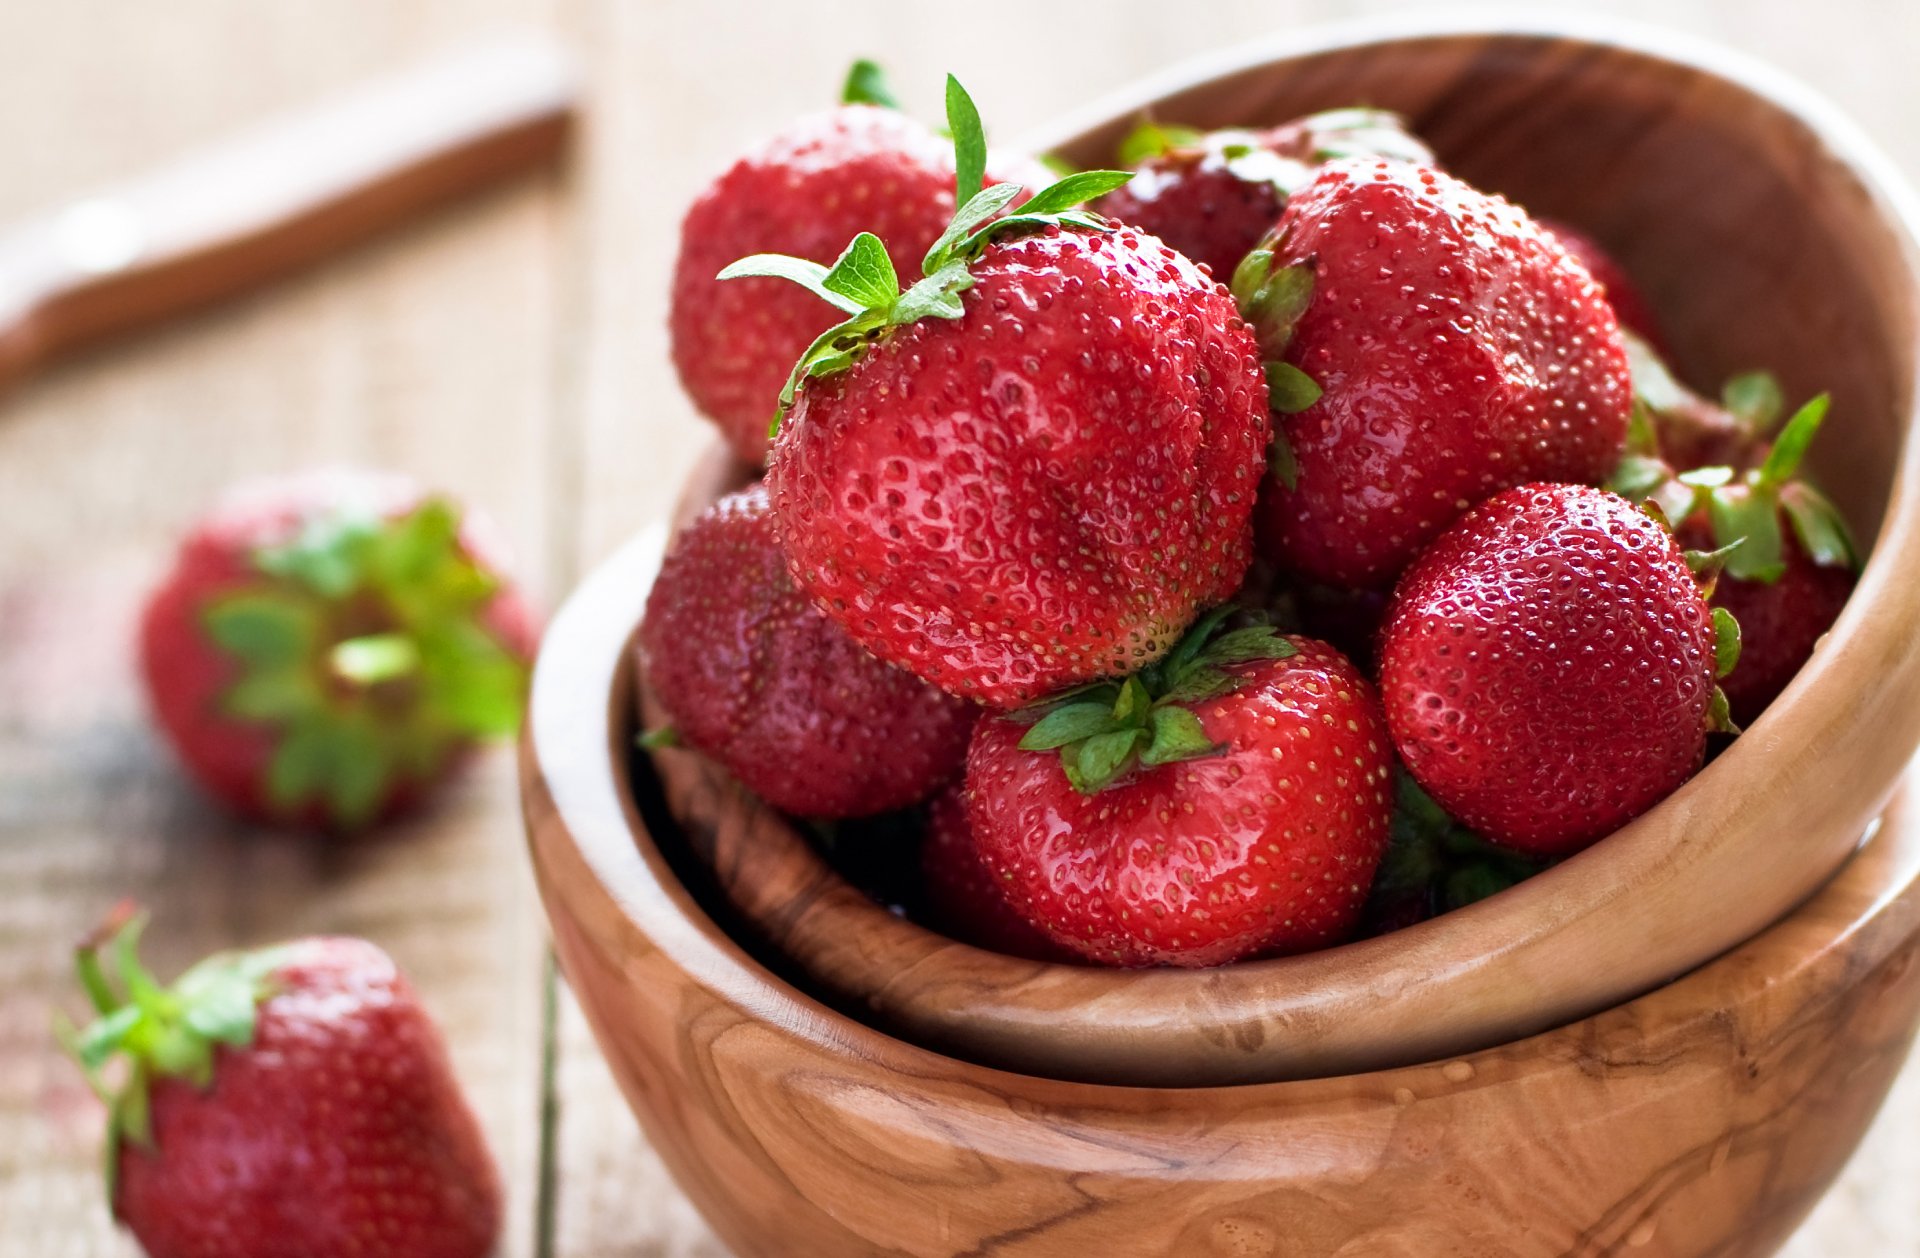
638,484 -> 977,817
919,782 -> 1072,961
62,907 -> 499,1258
1660,394 -> 1859,725
670,62 -> 1045,465
1237,160 -> 1632,589
139,469 -> 536,831
1379,483 -> 1731,856
736,78 -> 1269,709
1095,109 -> 1433,281
1539,219 -> 1666,350
966,613 -> 1393,967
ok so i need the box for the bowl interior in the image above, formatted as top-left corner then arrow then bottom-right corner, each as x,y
595,20 -> 1920,1087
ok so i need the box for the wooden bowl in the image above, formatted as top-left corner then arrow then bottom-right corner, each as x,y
523,533 -> 1920,1258
567,13 -> 1920,1088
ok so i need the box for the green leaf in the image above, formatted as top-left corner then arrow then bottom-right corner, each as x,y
223,669 -> 319,721
1684,537 -> 1745,578
1608,453 -> 1672,502
203,594 -> 317,668
1071,727 -> 1144,794
1139,705 -> 1219,766
1199,628 -> 1298,668
1158,664 -> 1238,705
1712,607 -> 1742,679
1116,120 -> 1203,165
1157,605 -> 1236,684
715,253 -> 867,316
177,968 -> 261,1048
1111,676 -> 1151,723
1268,430 -> 1300,491
1721,371 -> 1784,432
1709,488 -> 1786,583
1780,483 -> 1859,570
1229,247 -> 1274,309
1246,264 -> 1315,355
1623,330 -> 1688,412
945,74 -> 987,201
1019,702 -> 1121,751
637,726 -> 680,750
1708,685 -> 1740,735
1265,361 -> 1322,414
1759,393 -> 1831,488
921,183 -> 1021,274
841,59 -> 899,109
820,232 -> 900,312
1016,169 -> 1135,217
893,260 -> 974,323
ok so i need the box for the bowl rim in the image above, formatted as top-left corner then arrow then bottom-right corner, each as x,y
531,13 -> 1920,1085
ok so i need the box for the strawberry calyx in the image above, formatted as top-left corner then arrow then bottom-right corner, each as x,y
56,903 -> 288,1200
202,497 -> 528,829
1369,770 -> 1550,918
1230,233 -> 1319,487
1010,607 -> 1297,794
718,75 -> 1133,431
840,59 -> 900,109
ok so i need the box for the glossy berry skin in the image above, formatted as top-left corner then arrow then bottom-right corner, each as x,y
639,485 -> 977,817
1540,218 -> 1667,350
670,105 -> 1038,465
1678,518 -> 1855,726
1255,161 -> 1632,589
966,639 -> 1393,967
115,938 -> 500,1258
1379,484 -> 1716,856
919,782 -> 1072,962
769,225 -> 1269,710
139,470 -> 536,829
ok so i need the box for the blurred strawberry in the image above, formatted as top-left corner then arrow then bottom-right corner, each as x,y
61,907 -> 499,1258
1539,218 -> 1667,350
139,469 -> 535,831
919,782 -> 1073,961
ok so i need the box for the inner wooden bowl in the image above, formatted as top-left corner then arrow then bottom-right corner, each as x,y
597,17 -> 1920,1087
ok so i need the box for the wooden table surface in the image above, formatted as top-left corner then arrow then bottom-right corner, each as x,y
2,1 -> 1916,1254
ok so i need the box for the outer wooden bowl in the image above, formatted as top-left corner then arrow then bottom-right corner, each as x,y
547,13 -> 1920,1088
523,530 -> 1920,1258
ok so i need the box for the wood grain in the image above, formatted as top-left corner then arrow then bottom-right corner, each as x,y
525,518 -> 1920,1257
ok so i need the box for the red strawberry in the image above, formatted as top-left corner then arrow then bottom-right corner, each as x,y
638,484 -> 977,817
1238,160 -> 1632,589
966,614 -> 1393,967
1662,394 -> 1859,726
139,469 -> 536,831
738,79 -> 1268,709
919,782 -> 1072,961
1096,109 -> 1433,281
1539,219 -> 1667,350
670,64 -> 1045,465
1378,483 -> 1729,856
62,907 -> 499,1258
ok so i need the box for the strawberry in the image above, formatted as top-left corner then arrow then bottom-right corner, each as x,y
1655,394 -> 1859,726
1539,219 -> 1667,350
139,469 -> 535,831
919,782 -> 1073,961
1236,160 -> 1632,589
1096,109 -> 1433,281
1378,483 -> 1732,856
638,484 -> 977,817
61,907 -> 499,1258
734,78 -> 1269,709
966,613 -> 1393,967
669,62 -> 1045,465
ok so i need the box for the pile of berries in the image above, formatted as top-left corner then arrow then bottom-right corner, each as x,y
645,64 -> 1861,970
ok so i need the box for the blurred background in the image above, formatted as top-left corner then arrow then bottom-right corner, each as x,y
2,0 -> 1916,1254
